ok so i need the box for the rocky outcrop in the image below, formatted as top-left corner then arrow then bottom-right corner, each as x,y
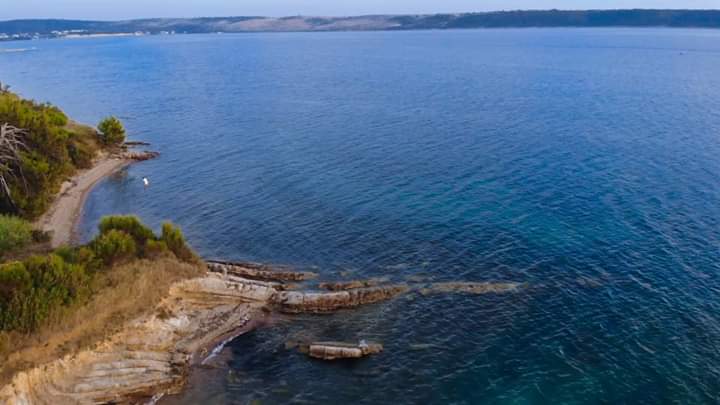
207,260 -> 318,282
0,270 -> 409,404
0,261 -> 522,404
0,273 -> 275,405
272,285 -> 408,313
118,150 -> 159,161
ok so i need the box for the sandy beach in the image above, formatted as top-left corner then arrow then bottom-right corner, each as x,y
34,156 -> 132,248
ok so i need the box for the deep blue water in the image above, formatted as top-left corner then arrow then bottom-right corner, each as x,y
2,28 -> 720,404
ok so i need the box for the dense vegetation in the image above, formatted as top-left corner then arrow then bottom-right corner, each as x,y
0,215 -> 32,255
0,215 -> 196,334
1,10 -> 720,38
0,87 -> 123,219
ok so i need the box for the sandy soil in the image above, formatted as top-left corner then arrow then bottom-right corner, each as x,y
34,156 -> 132,248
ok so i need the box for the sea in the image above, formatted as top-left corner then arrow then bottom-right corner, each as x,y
2,28 -> 720,404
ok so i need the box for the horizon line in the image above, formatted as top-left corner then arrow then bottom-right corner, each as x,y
3,8 -> 720,23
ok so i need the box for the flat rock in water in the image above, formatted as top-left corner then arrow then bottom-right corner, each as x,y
305,341 -> 383,360
273,285 -> 408,313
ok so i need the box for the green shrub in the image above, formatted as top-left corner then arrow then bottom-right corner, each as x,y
0,216 -> 197,335
97,116 -> 126,146
91,230 -> 137,266
0,261 -> 31,331
76,247 -> 98,270
0,215 -> 33,256
53,245 -> 75,262
161,222 -> 196,262
54,245 -> 97,268
24,254 -> 89,303
96,217 -> 196,262
144,239 -> 170,259
0,261 -> 31,303
44,105 -> 68,127
99,215 -> 155,245
67,139 -> 95,169
0,255 -> 89,332
66,121 -> 102,169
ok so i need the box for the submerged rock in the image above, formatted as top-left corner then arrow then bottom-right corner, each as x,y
408,343 -> 439,351
318,278 -> 387,291
207,260 -> 318,283
576,277 -> 603,288
405,274 -> 432,283
419,282 -> 522,295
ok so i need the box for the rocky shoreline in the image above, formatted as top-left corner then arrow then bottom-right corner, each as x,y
0,260 -> 522,404
0,269 -> 273,404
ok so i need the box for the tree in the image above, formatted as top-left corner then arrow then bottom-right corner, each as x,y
97,116 -> 126,145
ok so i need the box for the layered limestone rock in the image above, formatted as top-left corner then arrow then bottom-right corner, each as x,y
272,285 -> 409,313
0,272 -> 407,404
307,341 -> 383,360
0,273 -> 275,405
0,260 -> 522,404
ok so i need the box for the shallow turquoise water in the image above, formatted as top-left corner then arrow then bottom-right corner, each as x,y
2,28 -> 720,403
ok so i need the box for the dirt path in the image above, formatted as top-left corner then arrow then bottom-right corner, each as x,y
34,156 -> 132,248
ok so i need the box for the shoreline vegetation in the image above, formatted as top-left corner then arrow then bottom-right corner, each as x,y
0,86 -> 125,220
34,149 -> 159,248
1,10 -> 720,42
0,85 -> 159,254
0,90 -> 523,403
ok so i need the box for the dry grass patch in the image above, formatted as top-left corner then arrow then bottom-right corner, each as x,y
0,256 -> 205,385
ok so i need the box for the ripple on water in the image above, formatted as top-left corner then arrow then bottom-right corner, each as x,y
1,28 -> 719,403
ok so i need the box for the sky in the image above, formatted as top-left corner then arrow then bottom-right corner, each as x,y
2,0 -> 719,21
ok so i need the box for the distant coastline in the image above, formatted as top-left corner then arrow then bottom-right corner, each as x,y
63,32 -> 143,39
1,9 -> 720,41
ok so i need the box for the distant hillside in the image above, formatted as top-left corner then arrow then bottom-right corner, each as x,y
1,10 -> 720,39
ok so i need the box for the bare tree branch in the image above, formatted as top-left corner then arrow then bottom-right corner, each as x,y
0,123 -> 29,209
